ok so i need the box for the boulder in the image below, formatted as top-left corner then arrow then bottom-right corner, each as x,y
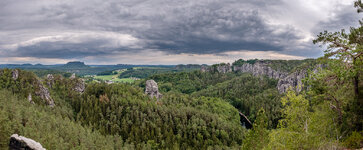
145,80 -> 162,101
9,134 -> 46,150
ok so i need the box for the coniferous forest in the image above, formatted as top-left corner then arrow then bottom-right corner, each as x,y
0,1 -> 363,150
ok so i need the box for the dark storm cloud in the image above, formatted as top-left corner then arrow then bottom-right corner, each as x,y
0,0 -> 359,59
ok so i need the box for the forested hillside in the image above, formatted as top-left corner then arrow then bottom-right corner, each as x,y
0,1 -> 362,150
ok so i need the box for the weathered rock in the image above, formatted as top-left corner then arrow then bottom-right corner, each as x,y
73,79 -> 85,93
216,63 -> 232,73
233,61 -> 288,80
35,79 -> 55,107
277,64 -> 324,93
12,69 -> 19,80
46,74 -> 54,88
145,80 -> 162,101
277,69 -> 306,93
70,73 -> 76,79
28,93 -> 34,104
9,134 -> 46,150
200,65 -> 209,72
205,60 -> 325,94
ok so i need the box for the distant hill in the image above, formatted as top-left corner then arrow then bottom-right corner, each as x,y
62,61 -> 90,69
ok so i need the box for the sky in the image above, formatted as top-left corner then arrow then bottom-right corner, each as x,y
0,0 -> 361,65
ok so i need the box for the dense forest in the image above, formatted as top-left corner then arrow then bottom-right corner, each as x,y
0,1 -> 362,150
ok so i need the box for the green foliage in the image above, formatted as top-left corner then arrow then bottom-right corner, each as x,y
0,89 -> 130,150
119,68 -> 173,78
0,109 -> 12,148
25,69 -> 72,78
232,59 -> 258,66
266,91 -> 341,149
343,131 -> 363,149
118,66 -> 198,79
97,70 -> 118,76
193,74 -> 281,128
313,1 -> 363,128
242,108 -> 269,150
147,71 -> 238,94
266,91 -> 311,149
75,83 -> 244,149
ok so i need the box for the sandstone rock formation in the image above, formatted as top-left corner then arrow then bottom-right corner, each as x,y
277,69 -> 306,93
203,60 -> 324,94
277,64 -> 324,93
145,80 -> 162,101
12,69 -> 19,80
73,79 -> 85,93
35,79 -> 55,107
28,93 -> 34,104
233,61 -> 288,80
200,65 -> 209,72
216,63 -> 232,73
46,74 -> 54,88
70,73 -> 76,79
9,134 -> 46,150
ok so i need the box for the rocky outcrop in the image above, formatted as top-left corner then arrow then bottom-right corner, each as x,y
277,64 -> 324,93
68,74 -> 85,93
70,73 -> 76,79
216,63 -> 232,73
46,74 -> 54,88
277,69 -> 307,93
35,79 -> 55,107
9,134 -> 46,150
233,62 -> 288,80
203,60 -> 324,94
201,64 -> 233,73
73,79 -> 85,93
200,65 -> 209,72
12,69 -> 19,80
145,80 -> 162,101
28,93 -> 34,104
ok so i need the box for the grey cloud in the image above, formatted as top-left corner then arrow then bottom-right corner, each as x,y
312,4 -> 361,34
0,0 -> 358,59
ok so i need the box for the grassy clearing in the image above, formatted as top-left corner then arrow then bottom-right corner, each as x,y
93,69 -> 135,83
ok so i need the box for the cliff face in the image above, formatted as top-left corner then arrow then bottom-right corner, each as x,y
233,62 -> 288,80
216,63 -> 233,73
277,64 -> 324,93
277,69 -> 306,93
203,61 -> 321,94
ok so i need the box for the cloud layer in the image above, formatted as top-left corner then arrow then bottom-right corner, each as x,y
0,0 -> 360,64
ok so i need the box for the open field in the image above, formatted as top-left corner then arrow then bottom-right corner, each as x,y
92,69 -> 136,83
